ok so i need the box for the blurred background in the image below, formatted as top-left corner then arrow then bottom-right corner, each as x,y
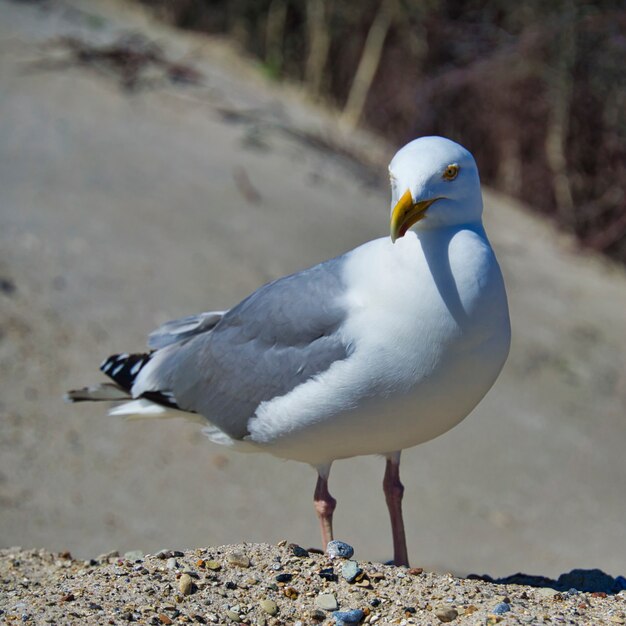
146,0 -> 626,264
1,0 -> 625,578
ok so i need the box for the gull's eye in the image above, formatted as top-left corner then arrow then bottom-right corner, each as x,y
442,164 -> 460,181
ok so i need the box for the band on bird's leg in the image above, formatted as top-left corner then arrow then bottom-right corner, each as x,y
383,451 -> 409,566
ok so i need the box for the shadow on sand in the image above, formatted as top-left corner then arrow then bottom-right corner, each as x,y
468,569 -> 626,595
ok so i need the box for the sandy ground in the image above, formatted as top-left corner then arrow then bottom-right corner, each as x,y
1,0 -> 625,580
2,543 -> 626,625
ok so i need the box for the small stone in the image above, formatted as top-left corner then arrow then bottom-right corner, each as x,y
226,552 -> 250,568
155,549 -> 184,559
205,560 -> 221,571
434,606 -> 458,622
289,544 -> 309,557
158,615 -> 173,625
260,600 -> 278,616
341,561 -> 362,583
276,573 -> 293,583
326,540 -> 354,559
124,550 -> 144,562
225,609 -> 240,621
408,567 -> 424,575
493,602 -> 510,615
166,558 -> 178,570
310,609 -> 326,621
536,588 -> 559,598
316,593 -> 339,611
60,593 -> 75,603
284,586 -> 299,599
319,567 -> 338,582
178,573 -> 194,596
332,609 -> 365,624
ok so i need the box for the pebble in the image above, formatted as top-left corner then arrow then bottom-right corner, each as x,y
275,573 -> 292,583
225,609 -> 240,621
289,544 -> 309,557
178,573 -> 194,596
166,558 -> 178,570
332,609 -> 365,624
326,541 -> 354,559
155,550 -> 184,559
319,567 -> 338,582
341,560 -> 362,583
493,602 -> 510,614
259,599 -> 278,616
316,593 -> 339,611
226,552 -> 250,568
205,560 -> 221,571
536,587 -> 560,597
434,606 -> 458,622
157,614 -> 173,625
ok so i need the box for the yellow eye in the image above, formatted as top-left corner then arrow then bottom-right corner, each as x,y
442,164 -> 460,181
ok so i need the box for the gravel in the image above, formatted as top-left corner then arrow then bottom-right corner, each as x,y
2,543 -> 625,625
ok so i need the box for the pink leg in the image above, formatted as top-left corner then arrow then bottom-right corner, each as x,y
383,451 -> 409,566
314,465 -> 336,549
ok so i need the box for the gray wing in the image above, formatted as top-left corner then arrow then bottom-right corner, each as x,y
136,255 -> 351,439
148,311 -> 225,349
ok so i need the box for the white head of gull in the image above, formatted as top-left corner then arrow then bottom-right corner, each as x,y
67,136 -> 511,567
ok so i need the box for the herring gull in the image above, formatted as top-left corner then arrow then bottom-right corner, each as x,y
67,136 -> 511,566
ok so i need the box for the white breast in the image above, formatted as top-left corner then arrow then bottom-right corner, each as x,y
246,225 -> 510,466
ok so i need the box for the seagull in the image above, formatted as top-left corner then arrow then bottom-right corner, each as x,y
67,136 -> 511,566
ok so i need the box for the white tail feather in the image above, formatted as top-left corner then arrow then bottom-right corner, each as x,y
109,399 -> 205,424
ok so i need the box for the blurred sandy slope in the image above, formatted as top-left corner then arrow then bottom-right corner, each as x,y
0,0 -> 625,577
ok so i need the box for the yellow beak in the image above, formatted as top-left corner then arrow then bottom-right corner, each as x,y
390,190 -> 437,243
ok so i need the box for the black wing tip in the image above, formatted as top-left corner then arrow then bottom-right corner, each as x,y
98,353 -> 180,410
100,352 -> 152,391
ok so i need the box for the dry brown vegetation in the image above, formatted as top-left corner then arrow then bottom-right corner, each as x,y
138,0 -> 625,263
